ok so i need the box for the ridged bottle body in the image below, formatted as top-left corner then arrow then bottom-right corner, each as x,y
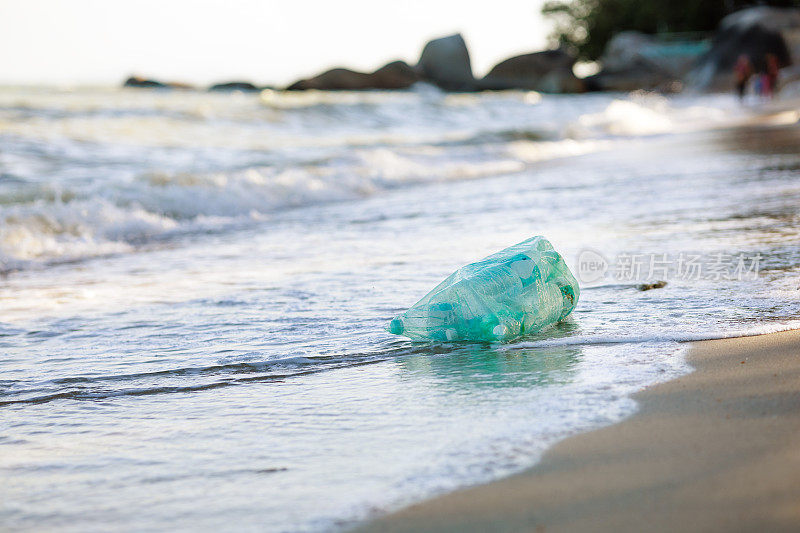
389,236 -> 580,342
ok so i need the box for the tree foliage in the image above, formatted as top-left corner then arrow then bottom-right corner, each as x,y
542,0 -> 800,61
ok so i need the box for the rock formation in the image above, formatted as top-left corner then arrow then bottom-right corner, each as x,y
480,48 -> 583,93
416,34 -> 475,91
286,60 -> 419,90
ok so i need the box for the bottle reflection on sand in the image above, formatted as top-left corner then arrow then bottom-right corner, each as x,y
398,342 -> 582,391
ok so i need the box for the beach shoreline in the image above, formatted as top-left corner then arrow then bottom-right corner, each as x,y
358,329 -> 800,532
4,86 -> 800,531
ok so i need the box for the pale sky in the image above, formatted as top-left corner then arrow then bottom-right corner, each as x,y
0,0 -> 551,86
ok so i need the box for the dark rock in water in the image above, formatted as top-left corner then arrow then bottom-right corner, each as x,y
479,48 -> 583,93
167,81 -> 194,90
124,76 -> 168,89
209,81 -> 260,92
370,61 -> 420,89
286,60 -> 419,91
688,7 -> 794,92
586,32 -> 706,92
286,68 -> 371,90
123,76 -> 193,90
637,280 -> 667,291
287,33 -> 475,92
416,34 -> 475,91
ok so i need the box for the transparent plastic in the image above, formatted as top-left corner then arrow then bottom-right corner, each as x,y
388,236 -> 579,342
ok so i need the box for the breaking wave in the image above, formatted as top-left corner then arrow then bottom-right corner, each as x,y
0,88 -> 749,272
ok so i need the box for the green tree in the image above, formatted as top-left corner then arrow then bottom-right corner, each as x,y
543,0 -> 800,61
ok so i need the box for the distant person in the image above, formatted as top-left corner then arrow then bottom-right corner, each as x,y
734,55 -> 752,100
765,53 -> 780,98
754,73 -> 764,99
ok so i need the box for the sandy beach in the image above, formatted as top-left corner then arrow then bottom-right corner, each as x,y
360,329 -> 800,532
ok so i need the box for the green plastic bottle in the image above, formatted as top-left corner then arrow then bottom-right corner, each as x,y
388,236 -> 579,342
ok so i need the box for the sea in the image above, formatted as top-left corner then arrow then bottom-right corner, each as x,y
2,85 -> 800,532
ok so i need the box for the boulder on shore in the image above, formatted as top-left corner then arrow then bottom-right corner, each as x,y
688,7 -> 794,92
416,34 -> 475,91
286,60 -> 419,90
479,48 -> 583,93
209,81 -> 260,92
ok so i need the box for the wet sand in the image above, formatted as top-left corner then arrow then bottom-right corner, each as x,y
360,329 -> 800,532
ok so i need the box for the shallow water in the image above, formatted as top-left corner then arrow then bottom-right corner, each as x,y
2,87 -> 800,531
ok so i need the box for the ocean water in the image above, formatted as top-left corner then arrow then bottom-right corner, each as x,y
2,86 -> 800,532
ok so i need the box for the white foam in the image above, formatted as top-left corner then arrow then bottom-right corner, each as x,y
0,198 -> 176,267
504,321 -> 800,350
0,145 -> 528,266
568,94 -> 735,138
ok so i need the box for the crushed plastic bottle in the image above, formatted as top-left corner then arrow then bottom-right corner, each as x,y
388,236 -> 579,342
